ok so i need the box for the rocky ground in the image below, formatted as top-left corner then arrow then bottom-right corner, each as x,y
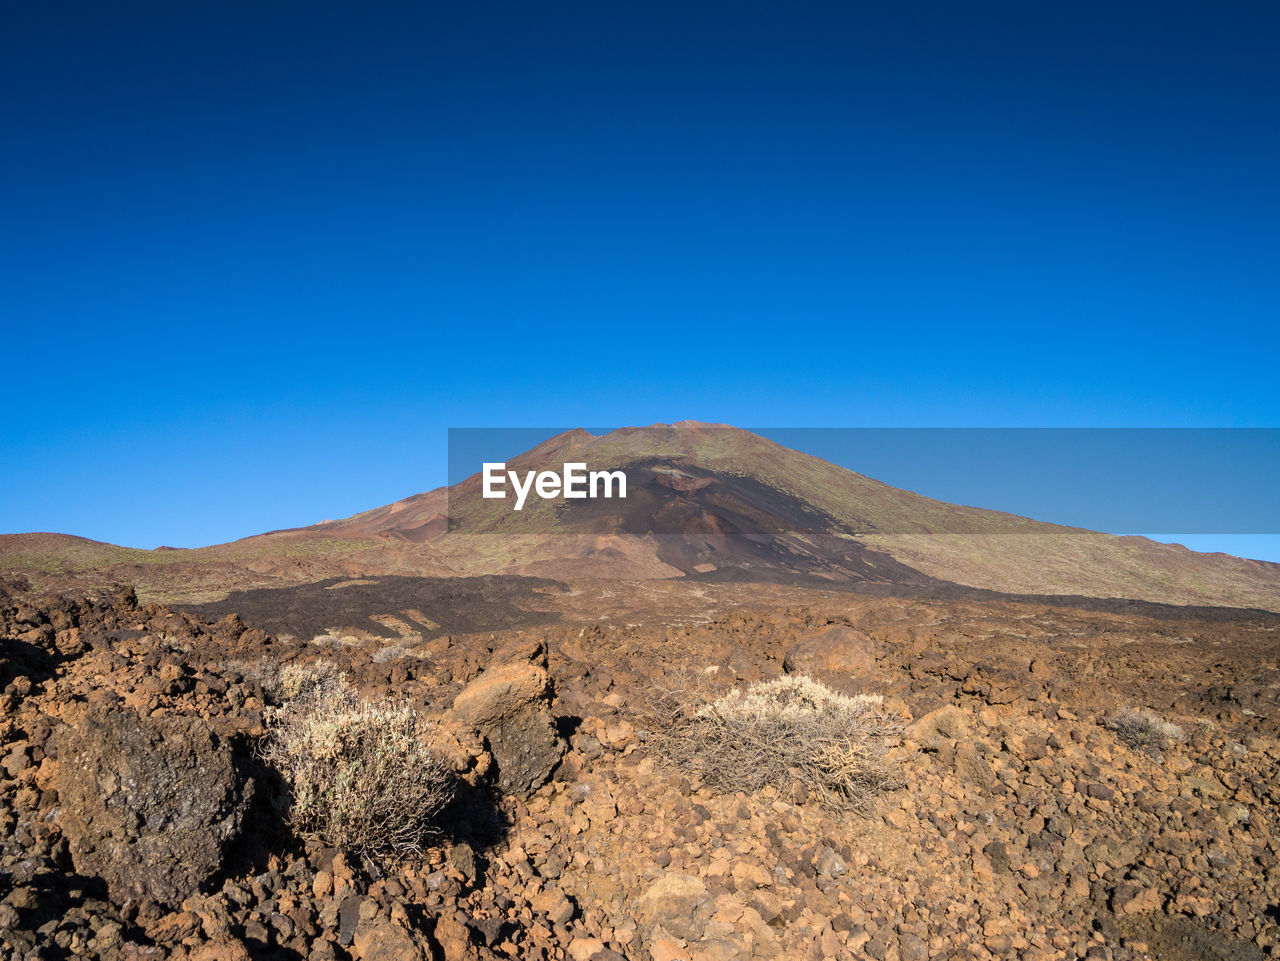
2,574 -> 1278,960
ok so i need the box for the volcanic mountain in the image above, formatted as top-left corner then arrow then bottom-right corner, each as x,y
292,422 -> 1280,609
312,423 -> 1049,584
4,422 -> 1280,612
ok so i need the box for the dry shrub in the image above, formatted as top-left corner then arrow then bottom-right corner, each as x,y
228,658 -> 347,705
310,630 -> 363,650
1106,707 -> 1186,757
261,679 -> 453,859
651,674 -> 904,811
275,659 -> 346,702
223,655 -> 279,691
371,644 -> 418,663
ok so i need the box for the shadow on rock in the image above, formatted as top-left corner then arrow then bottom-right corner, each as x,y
0,865 -> 144,961
436,777 -> 512,862
220,747 -> 297,883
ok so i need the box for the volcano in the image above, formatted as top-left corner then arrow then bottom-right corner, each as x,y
4,422 -> 1280,612
297,422 -> 1280,608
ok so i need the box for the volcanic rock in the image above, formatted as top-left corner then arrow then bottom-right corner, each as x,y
353,914 -> 426,961
4,573 -> 1280,961
906,705 -> 972,750
52,705 -> 255,906
782,624 -> 876,678
448,660 -> 564,797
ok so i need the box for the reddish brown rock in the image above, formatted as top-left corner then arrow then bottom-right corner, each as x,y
352,915 -> 427,961
448,661 -> 564,797
189,939 -> 254,961
782,625 -> 876,678
637,875 -> 712,942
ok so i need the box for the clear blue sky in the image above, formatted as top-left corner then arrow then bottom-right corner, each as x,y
2,3 -> 1277,555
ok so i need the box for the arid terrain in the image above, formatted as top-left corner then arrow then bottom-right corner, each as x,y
2,426 -> 1278,960
2,572 -> 1279,961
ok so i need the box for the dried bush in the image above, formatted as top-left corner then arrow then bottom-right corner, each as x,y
227,658 -> 347,705
261,680 -> 453,859
1106,707 -> 1186,756
371,644 -> 418,663
275,659 -> 347,702
221,654 -> 276,687
650,674 -> 904,811
310,631 -> 363,650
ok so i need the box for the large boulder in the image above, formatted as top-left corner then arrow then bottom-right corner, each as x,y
782,624 -> 876,677
53,705 -> 255,906
448,661 -> 563,798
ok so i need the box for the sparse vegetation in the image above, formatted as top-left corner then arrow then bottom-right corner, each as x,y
1105,707 -> 1186,756
223,655 -> 280,696
371,644 -> 418,663
261,668 -> 453,859
651,674 -> 905,811
5,578 -> 1279,956
311,630 -> 355,646
275,658 -> 348,702
224,656 -> 348,705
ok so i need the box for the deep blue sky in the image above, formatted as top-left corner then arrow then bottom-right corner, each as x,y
2,2 -> 1277,555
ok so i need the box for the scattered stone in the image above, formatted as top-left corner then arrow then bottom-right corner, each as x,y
3,583 -> 1279,961
907,706 -> 971,749
814,847 -> 846,878
650,934 -> 694,961
637,874 -> 712,941
353,915 -> 426,961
